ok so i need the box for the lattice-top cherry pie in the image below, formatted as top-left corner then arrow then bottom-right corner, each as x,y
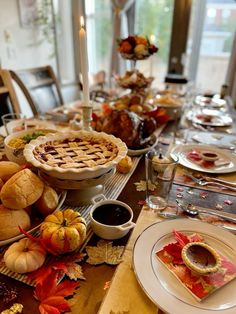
23,131 -> 127,180
33,137 -> 118,169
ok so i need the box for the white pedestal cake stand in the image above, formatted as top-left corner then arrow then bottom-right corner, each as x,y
38,168 -> 115,206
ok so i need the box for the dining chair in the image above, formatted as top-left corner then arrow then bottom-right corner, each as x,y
10,65 -> 64,116
0,69 -> 21,123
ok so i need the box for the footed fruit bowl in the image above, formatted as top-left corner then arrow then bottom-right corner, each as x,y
23,130 -> 127,180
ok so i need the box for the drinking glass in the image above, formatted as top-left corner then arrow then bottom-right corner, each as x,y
1,113 -> 26,135
145,149 -> 178,211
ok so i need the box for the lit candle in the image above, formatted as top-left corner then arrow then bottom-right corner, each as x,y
149,34 -> 156,78
150,34 -> 155,44
79,16 -> 90,107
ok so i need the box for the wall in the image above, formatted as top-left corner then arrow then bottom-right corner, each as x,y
0,0 -> 56,71
0,0 -> 80,116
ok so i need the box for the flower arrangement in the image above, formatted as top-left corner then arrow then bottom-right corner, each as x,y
117,35 -> 158,60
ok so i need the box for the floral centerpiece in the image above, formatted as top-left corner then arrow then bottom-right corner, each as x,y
117,35 -> 158,60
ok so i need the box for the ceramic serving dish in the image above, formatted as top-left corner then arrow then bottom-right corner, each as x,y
4,129 -> 57,164
23,130 -> 127,180
90,194 -> 136,240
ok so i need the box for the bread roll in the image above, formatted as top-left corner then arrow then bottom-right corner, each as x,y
0,205 -> 31,240
0,169 -> 44,209
35,185 -> 59,216
0,161 -> 21,182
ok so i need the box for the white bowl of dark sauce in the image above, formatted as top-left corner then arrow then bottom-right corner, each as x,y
90,194 -> 136,240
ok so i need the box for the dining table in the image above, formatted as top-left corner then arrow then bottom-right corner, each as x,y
0,94 -> 236,314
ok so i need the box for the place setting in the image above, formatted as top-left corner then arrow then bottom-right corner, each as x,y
133,218 -> 236,314
186,107 -> 233,128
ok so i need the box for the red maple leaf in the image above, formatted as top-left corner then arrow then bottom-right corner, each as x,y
189,233 -> 204,242
34,271 -> 79,314
191,282 -> 208,299
173,230 -> 189,248
163,242 -> 182,262
28,261 -> 68,285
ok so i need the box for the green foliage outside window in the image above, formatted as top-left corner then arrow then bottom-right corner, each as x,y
135,0 -> 173,63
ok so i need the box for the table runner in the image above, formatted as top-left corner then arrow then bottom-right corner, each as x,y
0,156 -> 141,286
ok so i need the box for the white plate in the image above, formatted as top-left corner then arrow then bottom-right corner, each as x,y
186,110 -> 232,126
171,144 -> 236,173
0,119 -> 56,137
195,95 -> 226,108
133,219 -> 236,314
128,134 -> 158,156
0,190 -> 67,247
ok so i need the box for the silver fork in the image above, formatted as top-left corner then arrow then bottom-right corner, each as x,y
185,173 -> 236,191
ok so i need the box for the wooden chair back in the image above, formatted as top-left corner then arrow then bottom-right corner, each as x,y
10,65 -> 64,116
0,69 -> 21,118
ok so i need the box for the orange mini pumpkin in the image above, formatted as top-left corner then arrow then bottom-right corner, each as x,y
40,209 -> 86,254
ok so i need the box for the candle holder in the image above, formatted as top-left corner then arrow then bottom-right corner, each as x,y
82,103 -> 93,131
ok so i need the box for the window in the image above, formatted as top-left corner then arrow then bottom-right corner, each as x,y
134,0 -> 174,86
185,0 -> 236,93
85,0 -> 112,77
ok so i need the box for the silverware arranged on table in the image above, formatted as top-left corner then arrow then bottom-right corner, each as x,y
202,175 -> 236,187
184,173 -> 236,191
176,200 -> 236,223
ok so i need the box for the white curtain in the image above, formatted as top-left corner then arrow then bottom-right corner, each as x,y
110,0 -> 135,79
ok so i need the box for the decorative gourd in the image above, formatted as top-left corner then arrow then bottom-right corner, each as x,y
116,156 -> 133,174
40,209 -> 87,254
4,238 -> 46,273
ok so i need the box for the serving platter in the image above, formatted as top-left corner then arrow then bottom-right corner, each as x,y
133,219 -> 236,314
0,190 -> 67,247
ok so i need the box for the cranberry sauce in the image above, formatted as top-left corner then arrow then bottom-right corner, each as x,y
92,204 -> 131,226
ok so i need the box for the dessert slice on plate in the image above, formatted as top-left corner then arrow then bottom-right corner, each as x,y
156,230 -> 236,302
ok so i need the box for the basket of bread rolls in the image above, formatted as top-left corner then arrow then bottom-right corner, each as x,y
0,161 -> 66,246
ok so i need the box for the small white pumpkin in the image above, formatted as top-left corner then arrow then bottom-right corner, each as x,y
4,238 -> 46,273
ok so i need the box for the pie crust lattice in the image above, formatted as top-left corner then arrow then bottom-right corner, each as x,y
33,137 -> 118,169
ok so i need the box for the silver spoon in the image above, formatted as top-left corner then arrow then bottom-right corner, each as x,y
176,200 -> 236,223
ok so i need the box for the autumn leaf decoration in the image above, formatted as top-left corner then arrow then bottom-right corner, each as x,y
27,253 -> 86,314
34,271 -> 79,314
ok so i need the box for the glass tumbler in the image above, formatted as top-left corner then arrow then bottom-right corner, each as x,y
145,150 -> 178,211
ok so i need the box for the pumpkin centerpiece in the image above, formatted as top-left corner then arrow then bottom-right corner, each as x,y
40,208 -> 87,254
